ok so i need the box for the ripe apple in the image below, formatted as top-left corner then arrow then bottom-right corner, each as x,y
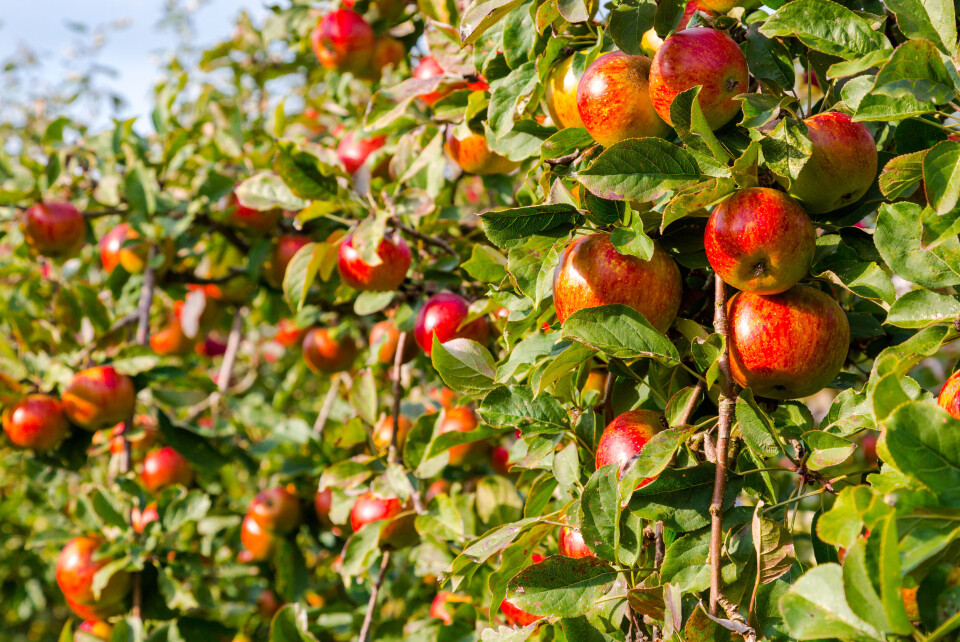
266,234 -> 311,288
553,233 -> 682,334
576,52 -> 670,148
62,366 -> 136,431
583,370 -> 607,398
641,1 -> 714,56
704,187 -> 816,295
2,394 -> 69,451
275,319 -> 306,349
445,130 -> 519,175
100,223 -> 174,275
558,525 -> 595,558
132,501 -> 159,533
337,232 -> 411,291
77,620 -> 113,641
150,315 -> 196,356
427,387 -> 458,411
66,597 -> 125,622
596,409 -> 662,485
350,491 -> 404,531
430,591 -> 471,625
372,414 -> 413,453
302,328 -> 357,373
372,36 -> 405,74
414,292 -> 490,355
414,56 -> 459,107
369,319 -> 419,365
257,589 -> 282,620
249,486 -> 302,534
438,406 -> 488,466
938,369 -> 960,419
56,536 -> 131,607
490,446 -> 512,474
240,513 -> 276,561
311,9 -> 375,74
699,0 -> 754,10
141,446 -> 195,492
784,112 -> 878,213
727,285 -> 850,399
545,56 -> 584,130
223,190 -> 281,235
336,132 -> 386,175
649,27 -> 749,130
314,487 -> 333,525
21,202 -> 86,257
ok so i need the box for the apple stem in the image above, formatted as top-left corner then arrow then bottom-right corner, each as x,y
357,550 -> 391,642
709,275 -> 738,617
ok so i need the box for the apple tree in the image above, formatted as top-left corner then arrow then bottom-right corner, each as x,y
2,0 -> 960,640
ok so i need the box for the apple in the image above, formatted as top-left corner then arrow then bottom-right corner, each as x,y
21,202 -> 86,257
938,369 -> 960,419
249,486 -> 302,534
311,9 -> 375,74
784,112 -> 878,213
132,501 -> 159,533
62,366 -> 136,431
100,223 -> 174,275
583,370 -> 607,398
275,319 -> 306,349
490,446 -> 512,475
337,232 -> 411,291
266,234 -> 311,288
77,620 -> 113,641
224,190 -> 281,235
641,1 -> 714,56
108,414 -> 158,458
444,130 -> 519,175
438,406 -> 488,466
425,479 -> 451,502
545,56 -> 585,130
56,537 -> 131,607
727,285 -> 850,399
596,409 -> 662,486
257,589 -> 282,620
500,554 -> 544,627
414,292 -> 490,355
414,56 -> 459,107
704,187 -> 816,295
372,36 -> 405,74
427,387 -> 458,411
860,432 -> 878,466
649,27 -> 749,130
302,328 -> 357,373
150,314 -> 196,356
141,446 -> 195,492
430,591 -> 471,625
372,414 -> 413,453
350,491 -> 404,531
314,487 -> 333,525
240,513 -> 276,561
196,335 -> 228,357
337,132 -> 386,175
558,525 -> 594,558
553,233 -> 682,334
369,319 -> 419,365
66,597 -> 125,622
577,52 -> 670,148
2,394 -> 69,451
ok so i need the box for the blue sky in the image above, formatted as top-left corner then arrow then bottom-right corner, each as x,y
0,1 -> 270,128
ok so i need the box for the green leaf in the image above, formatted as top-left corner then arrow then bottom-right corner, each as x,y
579,464 -> 621,561
282,242 -> 324,311
779,564 -> 883,641
743,24 -> 796,88
736,389 -> 782,459
879,150 -> 925,200
630,464 -> 742,532
886,289 -> 960,327
431,338 -> 499,397
480,204 -> 578,250
753,504 -> 795,586
619,426 -> 695,496
608,0 -> 657,55
353,291 -> 394,316
875,514 -> 913,635
873,39 -> 957,105
759,118 -> 812,183
463,245 -> 509,283
236,172 -> 308,211
923,140 -> 960,214
578,139 -> 701,202
661,177 -> 735,232
480,385 -> 569,432
876,202 -> 960,288
669,86 -> 732,170
274,141 -> 342,201
460,0 -> 527,47
883,401 -> 960,506
760,0 -> 889,60
506,556 -> 618,617
270,604 -> 320,641
561,304 -> 680,363
532,342 -> 596,397
801,431 -> 856,470
884,0 -> 957,56
488,62 -> 539,138
156,411 -> 228,469
653,0 -> 686,37
841,538 -> 891,632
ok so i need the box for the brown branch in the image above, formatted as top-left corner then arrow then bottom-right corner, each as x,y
83,208 -> 129,219
389,217 -> 457,257
217,309 -> 244,394
677,378 -> 706,427
314,372 -> 342,437
162,268 -> 244,286
544,150 -> 581,167
357,551 -> 391,642
709,275 -> 737,616
388,332 -> 425,514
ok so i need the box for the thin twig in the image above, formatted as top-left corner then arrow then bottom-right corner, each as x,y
314,373 -> 342,437
389,217 -> 457,256
709,275 -> 737,616
387,332 -> 425,514
217,309 -> 244,394
676,378 -> 706,427
135,247 -> 157,347
83,208 -> 129,219
357,551 -> 391,642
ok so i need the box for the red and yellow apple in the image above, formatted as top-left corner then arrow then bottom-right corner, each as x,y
372,414 -> 413,453
558,525 -> 595,558
350,491 -> 403,531
438,406 -> 487,466
240,513 -> 276,561
2,394 -> 69,451
369,319 -> 418,365
336,132 -> 386,175
22,202 -> 86,257
939,369 -> 960,419
265,234 -> 311,288
311,9 -> 375,74
445,130 -> 519,175
595,409 -> 662,485
302,328 -> 357,373
545,56 -> 584,130
141,446 -> 195,492
223,191 -> 281,235
249,486 -> 302,534
62,366 -> 136,431
56,536 -> 131,608
132,501 -> 159,533
337,232 -> 410,291
413,292 -> 490,355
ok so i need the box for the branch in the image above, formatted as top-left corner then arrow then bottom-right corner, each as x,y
544,150 -> 581,167
389,217 -> 457,257
163,268 -> 244,285
357,551 -> 391,642
83,208 -> 129,219
314,372 -> 342,437
135,247 -> 157,347
677,378 -> 706,427
709,275 -> 737,616
388,332 -> 425,514
217,309 -> 244,394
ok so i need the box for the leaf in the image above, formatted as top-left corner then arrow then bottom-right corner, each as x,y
875,202 -> 960,288
506,556 -> 618,617
270,604 -> 319,641
532,342 -> 597,397
608,0 -> 657,55
802,431 -> 856,470
460,0 -> 527,47
743,24 -> 796,88
661,177 -> 735,232
156,411 -> 229,468
653,0 -> 686,37
561,304 -> 681,364
779,564 -> 883,641
760,0 -> 890,60
752,505 -> 795,586
463,245 -> 509,283
883,401 -> 960,506
759,118 -> 812,183
841,537 -> 891,632
873,39 -> 957,105
578,139 -> 701,202
354,291 -> 394,316
923,140 -> 960,214
886,289 -> 960,327
480,385 -> 569,432
736,389 -> 782,459
274,141 -> 342,201
619,427 -> 695,496
579,464 -> 621,561
282,242 -> 324,311
885,0 -> 957,56
874,514 -> 913,635
236,172 -> 308,211
669,86 -> 732,170
480,204 -> 579,249
431,338 -> 499,397
879,150 -> 925,200
488,62 -> 539,138
630,464 -> 742,532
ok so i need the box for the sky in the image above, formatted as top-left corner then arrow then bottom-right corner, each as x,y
0,1 -> 271,129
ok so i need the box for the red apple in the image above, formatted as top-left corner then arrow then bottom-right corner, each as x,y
727,285 -> 850,399
553,233 -> 682,333
249,487 -> 302,534
223,190 -> 281,235
372,414 -> 413,453
21,202 -> 85,257
337,232 -> 410,291
302,328 -> 357,373
438,406 -> 488,466
430,591 -> 471,625
336,132 -> 386,174
785,112 -> 878,213
490,446 -> 512,475
77,620 -> 113,641
939,369 -> 960,419
2,394 -> 69,451
545,56 -> 585,130
704,187 -> 816,295
350,491 -> 403,531
369,320 -> 419,365
641,1 -> 715,55
150,313 -> 197,356
372,36 -> 405,73
100,223 -> 174,274
311,10 -> 375,74
141,446 -> 195,492
62,366 -> 136,431
414,292 -> 490,355
445,130 -> 519,175
649,27 -> 749,130
240,513 -> 276,561
66,597 -> 125,622
275,319 -> 306,349
413,56 -> 466,107
266,234 -> 311,288
314,487 -> 333,525
595,409 -> 662,486
558,525 -> 595,558
132,501 -> 159,533
577,52 -> 670,147
56,537 -> 131,607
